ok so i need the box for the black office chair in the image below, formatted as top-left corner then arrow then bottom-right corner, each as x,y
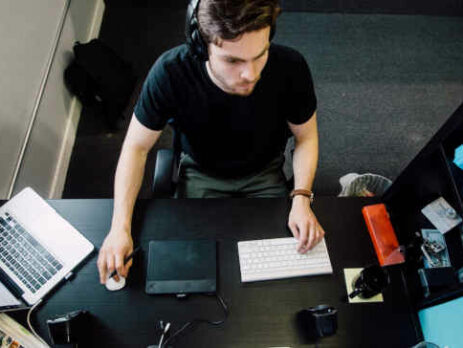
152,128 -> 296,197
151,121 -> 181,198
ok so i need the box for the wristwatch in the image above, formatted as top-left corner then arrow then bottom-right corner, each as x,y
289,189 -> 315,204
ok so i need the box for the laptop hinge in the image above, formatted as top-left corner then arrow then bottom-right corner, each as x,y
0,266 -> 25,299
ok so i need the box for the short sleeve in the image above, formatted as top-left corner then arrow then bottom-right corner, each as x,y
133,56 -> 175,130
285,53 -> 317,125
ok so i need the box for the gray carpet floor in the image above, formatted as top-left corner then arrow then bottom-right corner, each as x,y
63,11 -> 463,198
276,13 -> 463,194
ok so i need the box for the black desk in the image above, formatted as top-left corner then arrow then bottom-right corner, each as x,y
12,198 -> 421,347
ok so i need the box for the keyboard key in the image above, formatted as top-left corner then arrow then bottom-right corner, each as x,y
30,268 -> 40,280
46,264 -> 57,275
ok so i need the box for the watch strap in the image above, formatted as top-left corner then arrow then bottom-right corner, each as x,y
290,189 -> 314,204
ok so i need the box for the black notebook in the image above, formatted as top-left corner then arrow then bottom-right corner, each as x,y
145,240 -> 216,295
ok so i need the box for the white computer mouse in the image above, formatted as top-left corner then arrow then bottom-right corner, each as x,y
105,275 -> 126,291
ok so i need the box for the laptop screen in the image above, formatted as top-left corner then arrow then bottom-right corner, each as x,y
0,282 -> 22,308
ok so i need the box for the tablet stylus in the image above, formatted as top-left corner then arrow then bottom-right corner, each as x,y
109,246 -> 140,279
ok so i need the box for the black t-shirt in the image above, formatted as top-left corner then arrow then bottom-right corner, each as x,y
134,43 -> 317,178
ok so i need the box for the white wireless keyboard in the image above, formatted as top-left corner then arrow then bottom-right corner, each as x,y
237,237 -> 333,282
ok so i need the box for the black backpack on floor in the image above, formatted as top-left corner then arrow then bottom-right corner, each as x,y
64,39 -> 136,129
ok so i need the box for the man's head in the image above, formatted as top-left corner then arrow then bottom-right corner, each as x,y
190,0 -> 281,96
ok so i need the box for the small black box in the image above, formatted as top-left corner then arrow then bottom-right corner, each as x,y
418,267 -> 456,297
47,310 -> 89,345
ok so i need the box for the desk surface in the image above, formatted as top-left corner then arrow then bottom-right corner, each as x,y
11,198 -> 420,347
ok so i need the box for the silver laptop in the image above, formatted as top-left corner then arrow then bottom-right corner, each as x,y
0,187 -> 94,311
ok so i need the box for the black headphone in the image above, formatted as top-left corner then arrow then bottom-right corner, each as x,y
185,0 -> 276,61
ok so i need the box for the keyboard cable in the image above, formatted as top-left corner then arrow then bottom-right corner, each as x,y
160,292 -> 229,348
27,299 -> 48,346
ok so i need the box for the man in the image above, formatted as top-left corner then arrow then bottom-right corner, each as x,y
98,0 -> 325,284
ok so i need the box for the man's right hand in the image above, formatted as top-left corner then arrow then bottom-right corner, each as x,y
97,229 -> 133,284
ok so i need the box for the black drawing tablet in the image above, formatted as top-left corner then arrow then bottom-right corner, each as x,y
145,240 -> 216,295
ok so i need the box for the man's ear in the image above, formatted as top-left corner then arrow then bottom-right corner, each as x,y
207,41 -> 219,61
212,37 -> 223,48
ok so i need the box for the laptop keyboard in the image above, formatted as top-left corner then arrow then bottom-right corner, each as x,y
0,212 -> 63,293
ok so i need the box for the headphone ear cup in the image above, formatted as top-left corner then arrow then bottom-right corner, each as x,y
185,0 -> 208,61
191,29 -> 208,60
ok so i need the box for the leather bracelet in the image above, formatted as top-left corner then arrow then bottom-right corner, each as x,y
289,189 -> 315,204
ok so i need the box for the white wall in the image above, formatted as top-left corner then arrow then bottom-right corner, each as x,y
0,0 -> 105,199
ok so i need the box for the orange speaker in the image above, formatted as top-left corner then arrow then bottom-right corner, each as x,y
362,204 -> 405,266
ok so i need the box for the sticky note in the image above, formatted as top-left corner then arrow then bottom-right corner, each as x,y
344,268 -> 384,303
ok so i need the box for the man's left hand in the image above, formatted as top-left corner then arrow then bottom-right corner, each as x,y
288,195 -> 325,253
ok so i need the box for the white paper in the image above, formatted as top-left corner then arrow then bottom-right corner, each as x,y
421,197 -> 462,234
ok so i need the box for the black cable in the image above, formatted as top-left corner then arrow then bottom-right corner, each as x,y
161,293 -> 228,348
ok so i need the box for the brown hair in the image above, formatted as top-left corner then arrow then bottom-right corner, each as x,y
197,0 -> 281,45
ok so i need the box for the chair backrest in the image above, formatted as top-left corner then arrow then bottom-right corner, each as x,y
167,119 -> 181,184
151,119 -> 181,197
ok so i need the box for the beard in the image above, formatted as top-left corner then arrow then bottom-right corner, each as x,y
207,61 -> 259,96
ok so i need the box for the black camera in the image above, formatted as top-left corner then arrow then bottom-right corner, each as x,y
297,304 -> 337,342
46,310 -> 89,345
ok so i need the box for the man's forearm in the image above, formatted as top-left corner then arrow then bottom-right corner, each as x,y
110,145 -> 148,234
292,136 -> 318,191
288,115 -> 324,252
97,116 -> 160,283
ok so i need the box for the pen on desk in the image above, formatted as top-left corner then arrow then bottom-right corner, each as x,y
109,246 -> 140,279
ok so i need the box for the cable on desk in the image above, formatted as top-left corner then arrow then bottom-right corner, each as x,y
26,299 -> 48,346
157,322 -> 171,348
160,293 -> 229,348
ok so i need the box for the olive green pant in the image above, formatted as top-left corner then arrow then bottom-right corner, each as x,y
175,153 -> 288,198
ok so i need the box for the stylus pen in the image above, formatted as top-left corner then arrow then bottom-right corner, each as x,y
109,246 -> 140,279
